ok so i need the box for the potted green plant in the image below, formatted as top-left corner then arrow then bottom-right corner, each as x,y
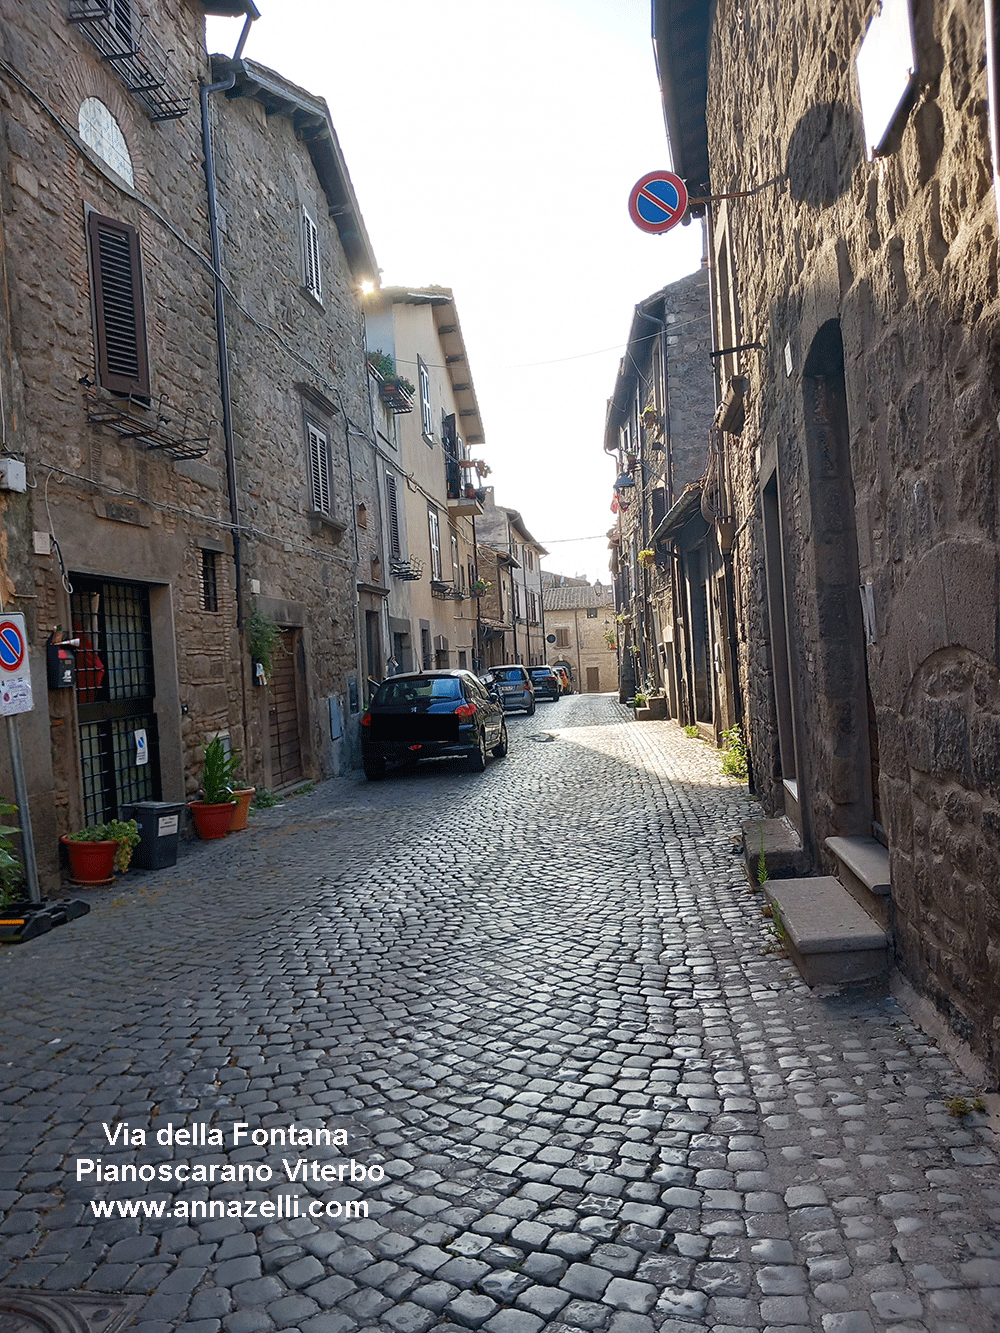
61,817 -> 140,884
188,737 -> 239,840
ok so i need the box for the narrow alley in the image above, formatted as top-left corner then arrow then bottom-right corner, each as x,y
1,695 -> 998,1333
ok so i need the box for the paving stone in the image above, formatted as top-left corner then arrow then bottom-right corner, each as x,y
0,699 -> 996,1333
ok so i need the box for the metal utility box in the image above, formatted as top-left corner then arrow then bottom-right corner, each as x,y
120,800 -> 184,870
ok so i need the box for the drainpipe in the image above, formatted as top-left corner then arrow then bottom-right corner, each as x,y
200,6 -> 258,637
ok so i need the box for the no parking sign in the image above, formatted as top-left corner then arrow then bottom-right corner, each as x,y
0,613 -> 33,716
628,170 -> 689,234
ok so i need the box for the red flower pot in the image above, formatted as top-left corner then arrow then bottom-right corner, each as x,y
61,836 -> 117,885
188,800 -> 236,840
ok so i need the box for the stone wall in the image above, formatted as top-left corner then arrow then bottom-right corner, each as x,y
0,0 -> 241,881
209,72 -> 376,783
662,269 -> 714,497
707,0 -> 1000,1071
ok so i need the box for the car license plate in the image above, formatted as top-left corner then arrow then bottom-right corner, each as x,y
500,684 -> 517,693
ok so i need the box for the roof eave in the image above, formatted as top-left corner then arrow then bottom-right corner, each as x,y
651,0 -> 712,194
213,56 -> 379,285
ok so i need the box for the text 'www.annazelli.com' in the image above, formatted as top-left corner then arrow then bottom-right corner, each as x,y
88,1194 -> 367,1220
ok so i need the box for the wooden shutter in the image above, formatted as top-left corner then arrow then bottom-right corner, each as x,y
88,212 -> 149,397
386,473 -> 401,558
307,423 -> 331,514
302,207 -> 321,300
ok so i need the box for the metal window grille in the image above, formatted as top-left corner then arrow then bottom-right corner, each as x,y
201,549 -> 218,612
71,576 -> 160,825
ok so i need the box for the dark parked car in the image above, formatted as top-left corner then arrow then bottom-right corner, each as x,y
361,670 -> 507,779
529,665 -> 561,701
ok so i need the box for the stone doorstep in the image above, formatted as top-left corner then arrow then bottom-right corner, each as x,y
763,875 -> 888,987
825,835 -> 891,931
741,816 -> 809,885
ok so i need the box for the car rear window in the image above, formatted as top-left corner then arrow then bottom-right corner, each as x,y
530,668 -> 554,678
492,667 -> 526,683
374,677 -> 462,704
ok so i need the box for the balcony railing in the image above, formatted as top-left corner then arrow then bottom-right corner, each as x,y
68,1 -> 189,121
84,389 -> 211,460
390,557 -> 423,581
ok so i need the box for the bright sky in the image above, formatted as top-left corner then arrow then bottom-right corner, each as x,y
206,1 -> 704,583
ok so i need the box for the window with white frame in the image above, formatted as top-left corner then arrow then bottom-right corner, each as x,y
306,420 -> 331,515
427,506 -> 442,580
418,357 -> 433,439
301,206 -> 322,301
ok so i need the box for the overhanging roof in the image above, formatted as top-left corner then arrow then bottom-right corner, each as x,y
651,482 -> 704,542
212,56 -> 378,284
651,0 -> 712,194
380,286 -> 487,446
604,287 -> 671,453
202,1 -> 259,14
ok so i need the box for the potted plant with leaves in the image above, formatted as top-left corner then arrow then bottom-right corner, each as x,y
188,736 -> 239,840
247,607 -> 281,687
0,801 -> 24,909
61,817 -> 140,884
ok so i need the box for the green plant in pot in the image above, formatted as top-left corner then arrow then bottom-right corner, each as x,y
61,817 -> 140,883
188,736 -> 240,840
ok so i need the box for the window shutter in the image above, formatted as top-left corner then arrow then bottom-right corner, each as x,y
307,424 -> 331,514
88,212 -> 149,397
302,208 -> 321,300
386,473 -> 401,558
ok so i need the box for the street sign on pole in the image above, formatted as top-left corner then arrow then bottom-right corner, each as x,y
628,170 -> 689,234
0,614 -> 33,716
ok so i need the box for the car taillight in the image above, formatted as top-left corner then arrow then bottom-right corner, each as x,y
455,702 -> 476,719
361,711 -> 371,727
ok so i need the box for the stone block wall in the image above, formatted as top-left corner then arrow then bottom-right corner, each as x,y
208,74 -> 376,783
0,0 -> 243,875
706,0 -> 1000,1071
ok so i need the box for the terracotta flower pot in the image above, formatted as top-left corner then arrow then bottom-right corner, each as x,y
61,835 -> 117,885
228,788 -> 256,833
188,800 -> 237,840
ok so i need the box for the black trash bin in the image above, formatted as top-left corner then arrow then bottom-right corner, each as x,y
120,801 -> 184,870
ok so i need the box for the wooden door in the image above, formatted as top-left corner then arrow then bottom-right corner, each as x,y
268,629 -> 302,787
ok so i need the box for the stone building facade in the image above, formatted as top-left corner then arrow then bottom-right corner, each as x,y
655,0 -> 1000,1073
541,581 -> 617,692
0,3 -> 382,890
477,491 -> 547,667
604,273 -> 732,733
207,56 -> 379,781
0,0 -> 259,888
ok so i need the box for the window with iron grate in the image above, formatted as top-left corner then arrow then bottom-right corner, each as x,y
201,550 -> 219,612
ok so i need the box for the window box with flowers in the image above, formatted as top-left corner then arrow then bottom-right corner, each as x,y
638,548 -> 656,567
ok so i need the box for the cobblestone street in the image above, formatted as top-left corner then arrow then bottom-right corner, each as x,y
2,693 -> 999,1333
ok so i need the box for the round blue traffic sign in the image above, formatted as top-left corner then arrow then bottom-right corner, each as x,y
0,620 -> 25,673
628,170 -> 689,234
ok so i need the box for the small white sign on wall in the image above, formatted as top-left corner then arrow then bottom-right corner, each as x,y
134,728 -> 148,766
855,0 -> 917,159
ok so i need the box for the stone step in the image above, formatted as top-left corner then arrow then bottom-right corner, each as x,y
762,875 -> 889,987
824,835 -> 891,931
741,816 -> 809,885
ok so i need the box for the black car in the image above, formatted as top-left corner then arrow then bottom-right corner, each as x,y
529,665 -> 562,702
361,670 -> 508,779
